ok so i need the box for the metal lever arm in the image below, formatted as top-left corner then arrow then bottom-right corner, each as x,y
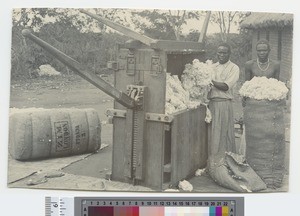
22,29 -> 135,109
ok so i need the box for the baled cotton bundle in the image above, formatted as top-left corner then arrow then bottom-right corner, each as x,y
9,108 -> 101,161
181,59 -> 214,103
239,76 -> 288,100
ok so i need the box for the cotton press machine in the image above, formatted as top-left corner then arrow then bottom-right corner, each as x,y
22,9 -> 211,190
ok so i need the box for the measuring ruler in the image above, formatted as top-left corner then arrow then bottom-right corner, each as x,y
45,197 -> 74,216
45,197 -> 244,216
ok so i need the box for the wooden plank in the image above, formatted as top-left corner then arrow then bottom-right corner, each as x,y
184,111 -> 193,177
151,40 -> 204,51
199,106 -> 208,166
170,114 -> 179,183
111,118 -> 127,182
170,106 -> 208,184
190,108 -> 199,171
183,111 -> 191,177
189,109 -> 197,171
111,48 -> 134,183
114,48 -> 135,110
194,108 -> 202,168
134,111 -> 145,180
171,111 -> 188,182
144,121 -> 165,189
192,108 -> 202,170
141,49 -> 166,189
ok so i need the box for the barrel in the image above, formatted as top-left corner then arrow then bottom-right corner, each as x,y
244,98 -> 286,188
9,108 -> 101,161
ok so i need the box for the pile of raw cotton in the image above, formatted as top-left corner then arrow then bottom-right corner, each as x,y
165,59 -> 215,115
165,73 -> 200,115
181,59 -> 214,104
239,76 -> 289,101
38,64 -> 61,76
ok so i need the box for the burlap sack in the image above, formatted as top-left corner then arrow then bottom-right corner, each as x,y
244,98 -> 286,188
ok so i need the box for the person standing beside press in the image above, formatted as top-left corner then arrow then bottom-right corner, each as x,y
206,43 -> 243,190
241,39 -> 281,154
242,39 -> 286,189
242,39 -> 281,148
208,43 -> 240,159
245,39 -> 280,81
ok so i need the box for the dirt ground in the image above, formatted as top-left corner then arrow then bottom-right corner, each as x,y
7,74 -> 289,193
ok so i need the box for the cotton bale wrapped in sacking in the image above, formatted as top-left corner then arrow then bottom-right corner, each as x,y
239,76 -> 289,188
9,108 -> 101,161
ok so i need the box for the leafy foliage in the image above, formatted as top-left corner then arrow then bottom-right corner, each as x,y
11,8 -> 252,83
131,10 -> 202,40
209,11 -> 251,42
11,8 -> 128,80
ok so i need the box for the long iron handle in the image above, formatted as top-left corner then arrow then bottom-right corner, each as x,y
22,29 -> 135,109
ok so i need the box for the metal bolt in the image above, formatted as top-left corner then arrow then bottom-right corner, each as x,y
113,112 -> 117,116
158,116 -> 161,120
146,115 -> 150,119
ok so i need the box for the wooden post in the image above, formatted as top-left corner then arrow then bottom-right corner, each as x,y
198,11 -> 211,43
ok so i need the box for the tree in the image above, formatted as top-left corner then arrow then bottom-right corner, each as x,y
131,9 -> 202,40
210,11 -> 238,42
11,8 -> 81,78
11,8 -> 129,79
209,11 -> 250,42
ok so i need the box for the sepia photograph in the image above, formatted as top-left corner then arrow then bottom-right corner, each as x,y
7,8 -> 293,193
